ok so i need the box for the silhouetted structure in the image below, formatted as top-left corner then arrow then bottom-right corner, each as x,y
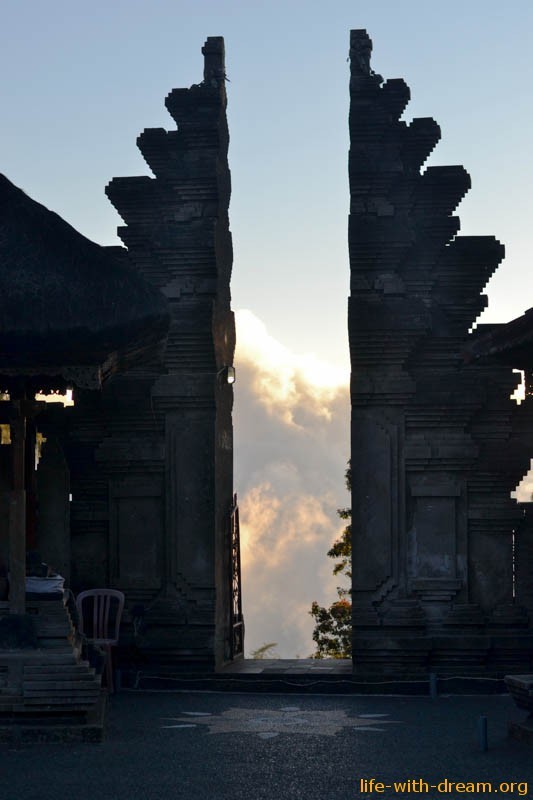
0,175 -> 169,377
41,37 -> 238,670
348,29 -> 533,676
0,174 -> 169,734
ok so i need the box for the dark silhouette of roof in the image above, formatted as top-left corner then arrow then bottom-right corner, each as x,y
465,308 -> 533,369
0,174 -> 169,384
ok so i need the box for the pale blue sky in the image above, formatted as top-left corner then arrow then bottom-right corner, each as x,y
2,0 -> 533,369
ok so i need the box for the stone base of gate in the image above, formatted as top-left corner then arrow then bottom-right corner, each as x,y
352,634 -> 533,678
506,674 -> 533,744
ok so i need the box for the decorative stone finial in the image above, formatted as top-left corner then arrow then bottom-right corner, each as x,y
202,36 -> 226,86
350,29 -> 373,76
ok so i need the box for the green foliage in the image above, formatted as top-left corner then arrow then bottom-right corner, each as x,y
310,599 -> 351,659
250,642 -> 279,659
309,461 -> 352,658
327,523 -> 352,580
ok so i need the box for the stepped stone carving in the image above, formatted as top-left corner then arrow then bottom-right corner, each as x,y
44,38 -> 235,668
348,30 -> 533,676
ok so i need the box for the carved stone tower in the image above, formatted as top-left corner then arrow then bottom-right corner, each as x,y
58,37 -> 236,668
348,30 -> 533,676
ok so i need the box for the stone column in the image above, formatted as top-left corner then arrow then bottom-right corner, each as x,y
36,436 -> 70,584
348,29 -> 533,676
63,38 -> 236,669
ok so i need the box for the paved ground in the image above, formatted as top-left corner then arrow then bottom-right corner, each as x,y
0,691 -> 532,800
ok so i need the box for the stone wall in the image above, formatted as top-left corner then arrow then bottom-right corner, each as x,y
43,37 -> 236,669
348,29 -> 533,676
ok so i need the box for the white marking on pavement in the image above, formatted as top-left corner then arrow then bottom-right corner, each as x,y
181,712 -> 213,716
161,724 -> 197,729
160,707 -> 399,737
353,726 -> 386,732
359,714 -> 389,718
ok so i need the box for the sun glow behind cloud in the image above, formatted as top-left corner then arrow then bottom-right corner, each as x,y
234,309 -> 350,658
236,309 -> 349,427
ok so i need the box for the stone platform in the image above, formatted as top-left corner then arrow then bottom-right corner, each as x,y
0,598 -> 104,741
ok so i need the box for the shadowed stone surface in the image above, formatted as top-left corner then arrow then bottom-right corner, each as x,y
0,174 -> 169,383
40,37 -> 235,669
348,29 -> 533,676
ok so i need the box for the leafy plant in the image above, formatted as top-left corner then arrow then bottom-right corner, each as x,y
250,642 -> 279,659
309,461 -> 352,658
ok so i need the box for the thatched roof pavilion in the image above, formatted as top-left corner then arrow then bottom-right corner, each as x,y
0,173 -> 169,388
464,308 -> 533,370
0,173 -> 169,619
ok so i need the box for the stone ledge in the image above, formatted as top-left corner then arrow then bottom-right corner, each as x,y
509,717 -> 533,746
0,691 -> 106,744
505,674 -> 533,714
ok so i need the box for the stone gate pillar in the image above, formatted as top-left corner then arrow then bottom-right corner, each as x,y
348,30 -> 533,676
63,38 -> 236,669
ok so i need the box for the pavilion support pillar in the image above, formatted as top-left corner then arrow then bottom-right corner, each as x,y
9,409 -> 26,615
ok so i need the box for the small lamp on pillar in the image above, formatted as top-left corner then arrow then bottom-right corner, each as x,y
217,365 -> 236,385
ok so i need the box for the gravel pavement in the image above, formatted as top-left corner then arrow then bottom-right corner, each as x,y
0,691 -> 531,800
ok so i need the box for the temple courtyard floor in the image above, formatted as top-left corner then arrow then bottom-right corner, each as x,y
0,690 -> 532,800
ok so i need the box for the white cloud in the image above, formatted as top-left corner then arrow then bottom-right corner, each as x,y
236,309 -> 349,426
234,310 -> 350,658
514,461 -> 533,502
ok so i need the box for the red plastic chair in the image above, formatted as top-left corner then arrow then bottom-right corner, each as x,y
76,589 -> 125,693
